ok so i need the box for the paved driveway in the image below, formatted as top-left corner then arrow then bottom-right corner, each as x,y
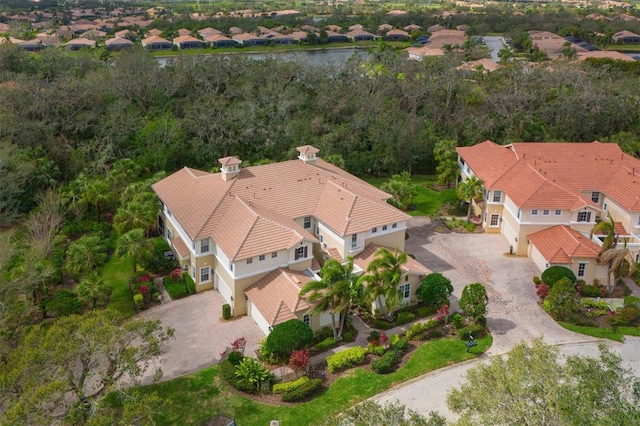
405,219 -> 592,355
138,291 -> 263,384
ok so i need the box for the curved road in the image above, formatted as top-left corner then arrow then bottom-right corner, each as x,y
375,222 -> 640,420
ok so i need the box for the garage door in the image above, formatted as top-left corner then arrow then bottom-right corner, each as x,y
246,300 -> 270,336
214,271 -> 233,313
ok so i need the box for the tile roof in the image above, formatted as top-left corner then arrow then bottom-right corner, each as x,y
172,236 -> 190,258
142,35 -> 171,45
457,141 -> 640,212
353,243 -> 432,275
244,268 -> 313,327
528,225 -> 601,264
593,221 -> 629,236
153,150 -> 407,252
173,35 -> 203,44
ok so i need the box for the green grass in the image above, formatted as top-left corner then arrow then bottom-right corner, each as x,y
364,175 -> 458,217
163,275 -> 196,300
558,322 -> 640,342
138,335 -> 491,425
102,256 -> 135,318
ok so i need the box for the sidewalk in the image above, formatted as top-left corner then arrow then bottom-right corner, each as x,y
310,313 -> 440,367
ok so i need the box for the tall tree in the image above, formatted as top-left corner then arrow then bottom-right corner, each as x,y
116,228 -> 152,273
456,175 -> 484,222
75,274 -> 110,309
599,242 -> 637,294
459,282 -> 489,322
447,339 -> 640,426
380,171 -> 418,210
0,309 -> 174,425
65,234 -> 108,275
591,211 -> 621,292
299,257 -> 358,340
359,247 -> 407,320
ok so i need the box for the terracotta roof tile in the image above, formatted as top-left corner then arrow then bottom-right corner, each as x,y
171,236 -> 190,258
353,243 -> 431,275
244,268 -> 313,327
528,225 -> 600,264
594,221 -> 629,236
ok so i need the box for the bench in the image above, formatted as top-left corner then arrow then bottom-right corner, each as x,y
465,339 -> 477,353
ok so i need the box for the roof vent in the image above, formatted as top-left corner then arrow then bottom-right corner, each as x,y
296,145 -> 320,165
218,156 -> 242,181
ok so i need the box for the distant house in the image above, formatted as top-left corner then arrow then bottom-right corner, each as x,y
173,35 -> 205,49
146,28 -> 163,37
385,29 -> 409,41
176,28 -> 191,37
269,33 -> 295,45
325,25 -> 341,32
347,29 -> 376,42
205,34 -> 236,48
289,31 -> 308,43
229,26 -> 244,35
18,39 -> 43,51
300,24 -> 319,32
0,23 -> 9,33
326,31 -> 349,43
349,24 -> 364,31
198,27 -> 221,38
105,37 -> 134,51
115,29 -> 134,39
232,33 -> 266,46
613,30 -> 640,44
404,24 -> 422,32
64,38 -> 96,51
142,35 -> 172,50
81,29 -> 107,40
378,23 -> 394,33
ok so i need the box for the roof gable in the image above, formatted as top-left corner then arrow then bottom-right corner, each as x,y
528,225 -> 600,264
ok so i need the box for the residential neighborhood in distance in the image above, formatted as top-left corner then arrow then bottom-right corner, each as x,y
152,146 -> 431,335
457,140 -> 640,283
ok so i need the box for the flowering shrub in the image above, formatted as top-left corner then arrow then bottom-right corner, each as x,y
289,348 -> 310,374
231,337 -> 247,354
139,285 -> 149,295
536,283 -> 550,300
137,274 -> 151,283
436,305 -> 450,325
169,268 -> 183,282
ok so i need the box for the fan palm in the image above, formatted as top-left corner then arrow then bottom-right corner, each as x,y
358,247 -> 407,320
599,242 -> 636,294
457,175 -> 484,222
116,228 -> 152,273
76,274 -> 110,309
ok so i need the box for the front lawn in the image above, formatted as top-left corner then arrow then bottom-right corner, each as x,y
558,322 -> 640,342
132,335 -> 491,425
364,175 -> 458,217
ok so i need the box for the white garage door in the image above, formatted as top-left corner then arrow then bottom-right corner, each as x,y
214,271 -> 233,313
247,300 -> 270,336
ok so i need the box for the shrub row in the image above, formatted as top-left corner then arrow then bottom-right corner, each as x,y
326,347 -> 366,373
582,299 -> 609,310
579,284 -> 603,298
405,319 -> 438,340
273,376 -> 310,394
281,378 -> 322,402
373,319 -> 394,330
366,343 -> 385,356
624,296 -> 640,309
416,305 -> 438,318
315,337 -> 336,351
371,350 -> 402,374
396,311 -> 416,325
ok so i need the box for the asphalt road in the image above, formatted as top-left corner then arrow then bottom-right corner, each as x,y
483,36 -> 504,62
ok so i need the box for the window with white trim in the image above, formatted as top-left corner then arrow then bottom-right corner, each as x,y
591,192 -> 600,203
303,216 -> 312,229
555,210 -> 562,216
271,251 -> 278,258
493,190 -> 502,203
400,283 -> 411,299
259,255 -> 265,261
372,227 -> 378,234
229,262 -> 233,272
246,258 -> 253,265
578,263 -> 586,277
603,203 -> 607,212
191,265 -> 196,279
303,314 -> 310,326
531,209 -> 538,216
351,234 -> 357,249
577,211 -> 591,222
490,214 -> 499,227
295,246 -> 308,260
392,223 -> 397,229
200,266 -> 210,283
200,238 -> 210,253
167,229 -> 172,241
382,225 -> 388,231
543,209 -> 549,216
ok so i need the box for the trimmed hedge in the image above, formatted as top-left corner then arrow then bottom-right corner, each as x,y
624,296 -> 640,309
326,347 -> 366,373
265,319 -> 313,359
315,337 -> 336,351
457,324 -> 485,340
273,376 -> 310,394
366,343 -> 385,356
541,266 -> 576,287
396,311 -> 416,325
580,284 -> 602,298
405,319 -> 438,340
222,304 -> 231,320
371,350 -> 401,374
281,378 -> 322,402
373,319 -> 393,330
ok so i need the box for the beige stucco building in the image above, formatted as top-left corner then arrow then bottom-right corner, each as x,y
457,141 -> 640,284
153,146 -> 431,335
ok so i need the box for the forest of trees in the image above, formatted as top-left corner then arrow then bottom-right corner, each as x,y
1,43 -> 640,225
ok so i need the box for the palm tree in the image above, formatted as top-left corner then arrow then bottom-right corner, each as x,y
299,257 -> 357,340
599,242 -> 636,294
116,228 -> 152,273
76,274 -> 110,309
457,175 -> 484,222
66,235 -> 108,275
113,195 -> 158,236
591,212 -> 620,292
359,247 -> 407,320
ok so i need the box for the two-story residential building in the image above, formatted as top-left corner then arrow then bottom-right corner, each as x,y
152,146 -> 431,335
456,141 -> 640,283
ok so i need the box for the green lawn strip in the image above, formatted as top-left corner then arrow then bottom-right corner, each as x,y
558,322 -> 640,342
140,335 -> 491,425
364,175 -> 457,217
102,256 -> 135,317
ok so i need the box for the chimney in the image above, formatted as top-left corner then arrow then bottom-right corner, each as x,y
296,145 -> 320,165
218,156 -> 242,181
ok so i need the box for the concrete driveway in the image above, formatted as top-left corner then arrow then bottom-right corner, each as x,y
138,291 -> 264,383
405,219 -> 593,355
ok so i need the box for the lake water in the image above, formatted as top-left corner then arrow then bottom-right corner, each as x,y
156,47 -> 371,67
